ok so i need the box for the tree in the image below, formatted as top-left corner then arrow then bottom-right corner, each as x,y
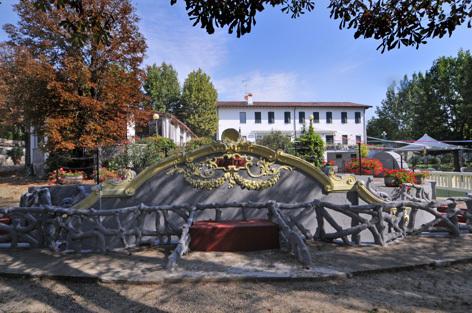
170,0 -> 472,52
144,63 -> 181,113
179,69 -> 218,137
0,0 -> 148,152
367,50 -> 472,141
256,131 -> 293,153
294,121 -> 325,168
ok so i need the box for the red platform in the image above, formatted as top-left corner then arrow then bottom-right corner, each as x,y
189,219 -> 279,252
0,216 -> 11,235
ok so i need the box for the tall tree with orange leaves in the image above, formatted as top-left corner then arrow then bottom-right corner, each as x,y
0,0 -> 148,152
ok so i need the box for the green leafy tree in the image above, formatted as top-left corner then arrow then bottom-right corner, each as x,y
179,69 -> 218,137
294,122 -> 325,167
256,131 -> 293,153
144,63 -> 180,113
368,50 -> 472,141
170,0 -> 472,52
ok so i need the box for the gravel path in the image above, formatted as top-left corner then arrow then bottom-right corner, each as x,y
1,262 -> 472,313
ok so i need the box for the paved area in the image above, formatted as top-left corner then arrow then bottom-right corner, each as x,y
0,234 -> 471,283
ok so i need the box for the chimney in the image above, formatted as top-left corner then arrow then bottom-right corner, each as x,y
244,93 -> 253,105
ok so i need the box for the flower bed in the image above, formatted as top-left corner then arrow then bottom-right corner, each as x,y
344,158 -> 383,176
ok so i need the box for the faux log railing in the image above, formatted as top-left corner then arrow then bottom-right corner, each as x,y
1,197 -> 471,270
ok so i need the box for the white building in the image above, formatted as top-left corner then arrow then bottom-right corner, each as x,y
217,95 -> 370,149
148,112 -> 196,146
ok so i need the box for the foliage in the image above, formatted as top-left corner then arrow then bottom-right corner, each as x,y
414,171 -> 430,179
179,69 -> 218,137
6,146 -> 23,164
0,0 -> 149,153
94,167 -> 120,183
144,63 -> 181,113
170,0 -> 472,52
106,136 -> 177,173
294,122 -> 325,167
6,146 -> 23,159
383,169 -> 415,185
360,144 -> 369,158
184,137 -> 214,151
0,125 -> 24,140
256,131 -> 293,153
368,50 -> 472,142
345,158 -> 384,176
32,0 -> 117,46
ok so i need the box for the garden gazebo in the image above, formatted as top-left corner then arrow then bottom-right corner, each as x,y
395,134 -> 462,171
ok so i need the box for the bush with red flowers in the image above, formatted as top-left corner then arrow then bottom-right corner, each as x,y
344,158 -> 383,176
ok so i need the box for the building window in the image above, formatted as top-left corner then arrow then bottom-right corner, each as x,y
356,135 -> 362,143
239,112 -> 246,124
336,154 -> 342,159
342,135 -> 348,145
326,112 -> 332,124
284,112 -> 291,124
341,112 -> 348,124
351,154 -> 357,158
255,112 -> 262,124
355,112 -> 361,124
268,111 -> 275,124
299,112 -> 305,124
313,112 -> 319,123
326,135 -> 334,144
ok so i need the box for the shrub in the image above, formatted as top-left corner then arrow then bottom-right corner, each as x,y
105,136 -> 177,173
184,137 -> 214,151
7,146 -> 24,164
345,158 -> 384,176
294,123 -> 325,167
256,131 -> 293,153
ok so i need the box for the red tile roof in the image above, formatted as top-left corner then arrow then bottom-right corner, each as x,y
217,101 -> 371,108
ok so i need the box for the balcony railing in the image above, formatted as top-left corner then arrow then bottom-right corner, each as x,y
325,144 -> 357,151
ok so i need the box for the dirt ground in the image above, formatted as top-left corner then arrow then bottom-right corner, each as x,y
1,169 -> 472,312
0,262 -> 471,313
0,166 -> 47,207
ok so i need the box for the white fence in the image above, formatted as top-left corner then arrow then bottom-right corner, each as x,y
429,171 -> 472,192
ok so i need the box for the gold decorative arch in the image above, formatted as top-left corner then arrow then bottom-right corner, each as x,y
73,140 -> 384,209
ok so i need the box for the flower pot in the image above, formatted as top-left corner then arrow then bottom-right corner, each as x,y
414,175 -> 425,185
384,176 -> 399,187
60,175 -> 83,185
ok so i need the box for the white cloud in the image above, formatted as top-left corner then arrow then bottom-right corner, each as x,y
214,71 -> 314,101
136,0 -> 228,81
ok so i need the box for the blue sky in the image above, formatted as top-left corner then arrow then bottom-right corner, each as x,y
1,0 -> 472,120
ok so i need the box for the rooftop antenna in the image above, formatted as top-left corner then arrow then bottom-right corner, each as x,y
242,79 -> 248,96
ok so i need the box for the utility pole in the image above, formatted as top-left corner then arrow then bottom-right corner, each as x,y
358,142 -> 362,176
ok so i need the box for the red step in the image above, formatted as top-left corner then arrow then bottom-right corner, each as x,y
189,219 -> 279,252
0,216 -> 11,235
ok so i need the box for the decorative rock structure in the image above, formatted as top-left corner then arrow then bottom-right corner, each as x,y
1,138 -> 471,271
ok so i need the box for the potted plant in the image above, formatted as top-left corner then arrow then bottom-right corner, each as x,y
383,169 -> 415,187
6,146 -> 23,165
48,168 -> 84,185
413,171 -> 430,185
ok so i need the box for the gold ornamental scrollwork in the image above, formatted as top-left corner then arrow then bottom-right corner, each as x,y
167,153 -> 292,190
